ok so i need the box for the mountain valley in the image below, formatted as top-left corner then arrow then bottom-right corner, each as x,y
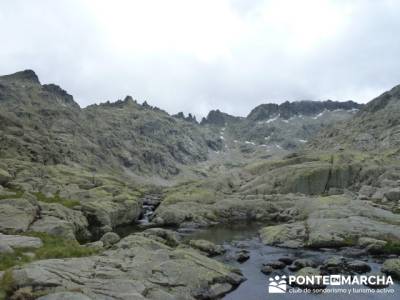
0,70 -> 400,299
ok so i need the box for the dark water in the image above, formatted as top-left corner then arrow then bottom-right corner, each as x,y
184,223 -> 400,300
116,219 -> 399,300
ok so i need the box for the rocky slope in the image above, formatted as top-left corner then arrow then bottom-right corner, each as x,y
0,70 -> 221,179
309,84 -> 400,153
200,100 -> 362,151
1,70 -> 400,299
151,84 -> 400,255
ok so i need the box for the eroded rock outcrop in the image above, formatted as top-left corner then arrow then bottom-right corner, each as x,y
259,195 -> 400,249
30,202 -> 90,241
9,229 -> 244,300
0,197 -> 39,234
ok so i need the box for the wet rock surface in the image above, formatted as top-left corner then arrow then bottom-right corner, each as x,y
235,250 -> 250,263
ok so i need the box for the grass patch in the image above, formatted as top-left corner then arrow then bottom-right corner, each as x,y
0,248 -> 32,271
164,183 -> 216,205
0,270 -> 14,300
34,191 -> 80,208
0,187 -> 24,200
26,232 -> 97,260
341,236 -> 358,247
245,155 -> 318,175
382,241 -> 400,255
0,232 -> 98,272
0,232 -> 97,298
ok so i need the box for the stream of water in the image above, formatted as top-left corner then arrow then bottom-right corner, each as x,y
117,212 -> 399,300
184,222 -> 400,300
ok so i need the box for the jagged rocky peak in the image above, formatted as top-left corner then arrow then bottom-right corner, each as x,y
91,95 -> 140,109
363,84 -> 400,113
140,100 -> 167,114
172,112 -> 197,123
201,109 -> 241,126
42,83 -> 79,108
0,69 -> 41,85
0,69 -> 81,109
247,100 -> 363,121
123,95 -> 137,104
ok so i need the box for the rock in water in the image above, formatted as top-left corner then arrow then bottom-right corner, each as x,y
347,260 -> 372,274
264,260 -> 286,269
236,250 -> 250,263
293,267 -> 326,289
289,258 -> 317,271
261,265 -> 274,275
188,239 -> 225,256
278,257 -> 294,265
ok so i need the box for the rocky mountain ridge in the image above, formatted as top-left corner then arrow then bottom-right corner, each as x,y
1,70 -> 400,300
0,69 -> 363,179
309,84 -> 400,153
0,70 -> 221,178
200,99 -> 362,126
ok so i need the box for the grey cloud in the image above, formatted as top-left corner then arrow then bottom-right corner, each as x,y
0,0 -> 399,119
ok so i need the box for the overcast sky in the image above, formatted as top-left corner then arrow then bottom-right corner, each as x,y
0,0 -> 399,118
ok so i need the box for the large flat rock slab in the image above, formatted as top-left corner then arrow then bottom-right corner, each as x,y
259,195 -> 400,249
0,233 -> 42,250
10,229 -> 244,300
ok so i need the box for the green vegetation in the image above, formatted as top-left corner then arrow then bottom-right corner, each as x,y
164,182 -> 217,205
34,191 -> 80,208
0,232 -> 98,271
244,154 -> 318,175
28,232 -> 98,259
0,187 -> 24,200
0,270 -> 14,300
0,233 -> 97,299
0,249 -> 32,271
383,241 -> 400,255
341,236 -> 358,247
0,232 -> 97,300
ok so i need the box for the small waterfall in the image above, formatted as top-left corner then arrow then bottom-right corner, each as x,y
138,204 -> 156,225
138,194 -> 161,227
